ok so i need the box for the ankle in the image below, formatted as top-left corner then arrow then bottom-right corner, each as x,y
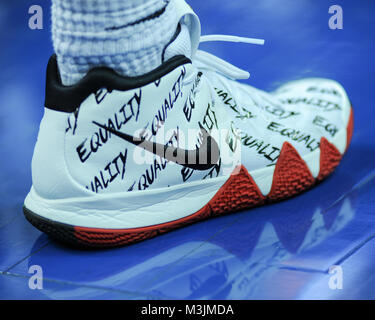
52,0 -> 190,86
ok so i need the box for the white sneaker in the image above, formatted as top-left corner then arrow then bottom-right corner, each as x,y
24,0 -> 353,247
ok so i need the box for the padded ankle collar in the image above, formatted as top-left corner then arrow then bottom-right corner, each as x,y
45,54 -> 191,113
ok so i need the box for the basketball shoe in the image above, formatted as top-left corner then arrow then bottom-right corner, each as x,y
24,0 -> 353,247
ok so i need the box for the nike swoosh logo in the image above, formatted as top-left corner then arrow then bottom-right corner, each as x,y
92,121 -> 220,171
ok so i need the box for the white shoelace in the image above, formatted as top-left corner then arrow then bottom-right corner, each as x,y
194,34 -> 276,122
195,35 -> 265,80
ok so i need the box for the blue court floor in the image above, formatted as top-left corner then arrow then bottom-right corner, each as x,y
1,0 -> 374,299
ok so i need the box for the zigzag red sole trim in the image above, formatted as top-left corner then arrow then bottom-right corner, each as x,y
268,142 -> 315,201
317,137 -> 342,181
74,166 -> 266,247
346,108 -> 354,151
40,108 -> 353,247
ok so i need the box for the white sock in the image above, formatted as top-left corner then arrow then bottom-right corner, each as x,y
52,0 -> 191,86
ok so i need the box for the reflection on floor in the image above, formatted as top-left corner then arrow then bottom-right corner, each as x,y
1,0 -> 375,299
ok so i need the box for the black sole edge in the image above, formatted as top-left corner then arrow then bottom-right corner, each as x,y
23,206 -> 84,248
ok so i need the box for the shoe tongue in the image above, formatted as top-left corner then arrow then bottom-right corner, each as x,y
164,0 -> 201,61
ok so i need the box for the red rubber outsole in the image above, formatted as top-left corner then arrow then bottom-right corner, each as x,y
24,108 -> 354,248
